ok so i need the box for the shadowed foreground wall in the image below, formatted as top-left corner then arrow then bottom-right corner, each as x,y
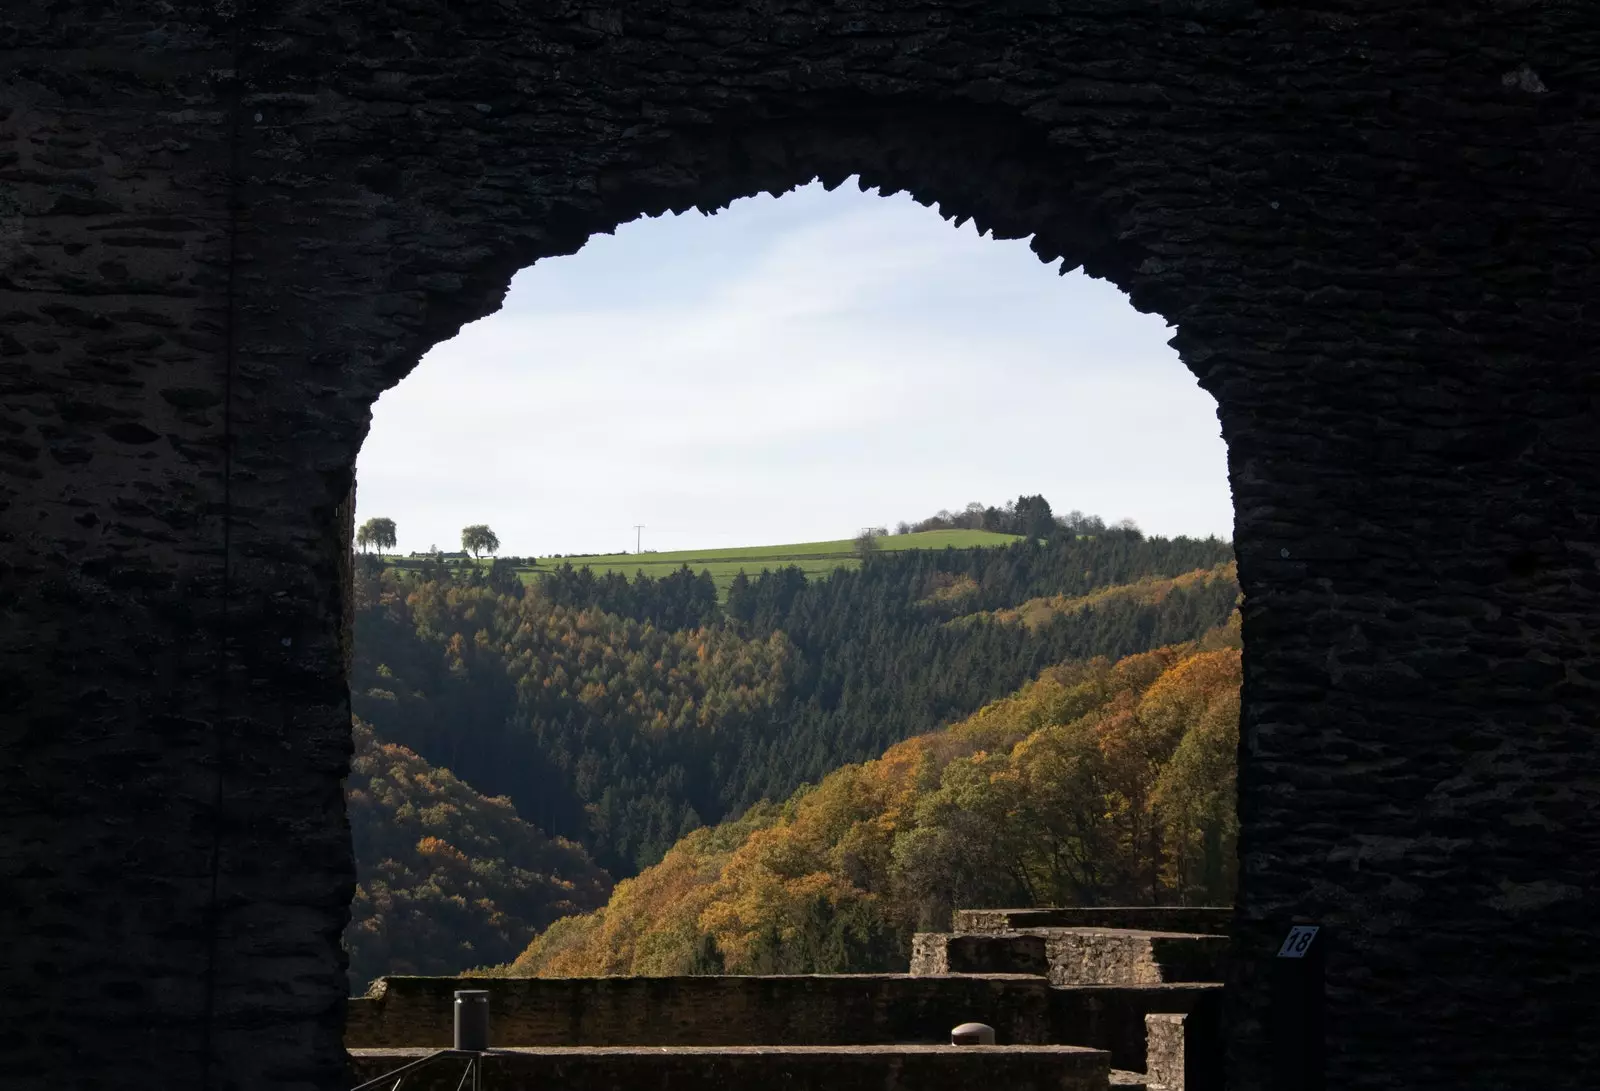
346,974 -> 1057,1049
2,2 -> 1597,1089
344,974 -> 1221,1074
345,1045 -> 1112,1091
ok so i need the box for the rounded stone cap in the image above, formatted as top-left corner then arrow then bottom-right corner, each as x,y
951,1022 -> 997,1046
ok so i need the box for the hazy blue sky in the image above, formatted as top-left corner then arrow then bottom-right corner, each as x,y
355,179 -> 1233,557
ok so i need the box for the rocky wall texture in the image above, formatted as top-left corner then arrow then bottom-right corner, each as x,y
953,908 -> 1233,937
3,1 -> 1598,1089
1145,1013 -> 1190,1091
914,929 -> 1229,986
910,932 -> 1051,977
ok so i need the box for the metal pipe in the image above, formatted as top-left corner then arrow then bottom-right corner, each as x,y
349,1050 -> 459,1091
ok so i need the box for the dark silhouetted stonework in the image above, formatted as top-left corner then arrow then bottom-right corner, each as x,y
346,1044 -> 1112,1091
345,973 -> 1057,1050
2,2 -> 1597,1090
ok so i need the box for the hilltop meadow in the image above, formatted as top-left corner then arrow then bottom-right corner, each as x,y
378,528 -> 1025,597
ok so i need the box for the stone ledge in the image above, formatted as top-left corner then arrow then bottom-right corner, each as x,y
953,908 -> 1231,937
913,929 -> 1228,987
348,1044 -> 1113,1091
348,973 -> 1056,1049
1050,983 -> 1222,1075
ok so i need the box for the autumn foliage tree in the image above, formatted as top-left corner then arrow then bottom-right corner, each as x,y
344,717 -> 610,994
351,541 -> 1236,877
501,619 -> 1242,979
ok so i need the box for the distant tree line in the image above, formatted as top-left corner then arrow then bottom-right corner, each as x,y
894,495 -> 1144,541
354,516 -> 502,560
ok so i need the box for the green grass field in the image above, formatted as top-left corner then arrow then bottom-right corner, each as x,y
382,529 -> 1023,597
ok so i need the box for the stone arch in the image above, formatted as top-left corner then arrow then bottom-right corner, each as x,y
4,4 -> 1597,1091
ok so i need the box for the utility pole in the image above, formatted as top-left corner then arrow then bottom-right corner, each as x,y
634,524 -> 645,554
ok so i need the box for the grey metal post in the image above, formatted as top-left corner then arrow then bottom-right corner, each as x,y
454,990 -> 490,1052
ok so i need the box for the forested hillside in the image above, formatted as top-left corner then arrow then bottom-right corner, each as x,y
501,617 -> 1241,979
351,530 -> 1236,877
344,718 -> 611,994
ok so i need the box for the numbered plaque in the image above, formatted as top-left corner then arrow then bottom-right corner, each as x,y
1277,924 -> 1320,958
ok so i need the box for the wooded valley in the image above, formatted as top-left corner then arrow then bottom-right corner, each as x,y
344,518 -> 1239,993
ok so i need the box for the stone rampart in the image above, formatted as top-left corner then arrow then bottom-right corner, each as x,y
953,908 -> 1232,937
347,1044 -> 1112,1091
346,974 -> 1054,1049
346,973 -> 1221,1084
912,929 -> 1228,987
909,931 -> 1050,977
1048,984 -> 1222,1078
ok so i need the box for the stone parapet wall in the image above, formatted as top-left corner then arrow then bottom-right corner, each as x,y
1039,930 -> 1228,987
347,1044 -> 1112,1091
910,932 -> 1050,977
913,929 -> 1228,987
1048,984 -> 1222,1077
347,973 -> 1221,1083
953,908 -> 1232,937
346,974 -> 1054,1049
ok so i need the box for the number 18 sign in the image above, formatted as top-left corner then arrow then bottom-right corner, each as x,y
1277,924 -> 1320,958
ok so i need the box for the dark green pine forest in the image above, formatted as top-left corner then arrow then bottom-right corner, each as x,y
349,526 -> 1237,887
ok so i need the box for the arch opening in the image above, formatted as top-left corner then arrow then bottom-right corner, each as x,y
339,174 -> 1241,1015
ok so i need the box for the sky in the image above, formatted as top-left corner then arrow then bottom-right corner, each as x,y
354,179 -> 1234,557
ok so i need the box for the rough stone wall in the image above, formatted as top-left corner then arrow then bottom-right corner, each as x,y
345,973 -> 1054,1049
343,973 -> 1222,1076
953,908 -> 1232,937
1145,1013 -> 1189,1091
1049,984 -> 1222,1075
910,934 -> 952,976
913,929 -> 1228,986
1037,931 -> 1228,987
4,2 -> 1599,1090
910,932 -> 1051,977
346,1045 -> 1111,1091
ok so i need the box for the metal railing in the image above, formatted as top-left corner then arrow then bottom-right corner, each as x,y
350,1049 -> 480,1091
352,990 -> 490,1091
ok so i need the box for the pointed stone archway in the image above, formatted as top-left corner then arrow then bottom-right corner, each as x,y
2,4 -> 1596,1089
